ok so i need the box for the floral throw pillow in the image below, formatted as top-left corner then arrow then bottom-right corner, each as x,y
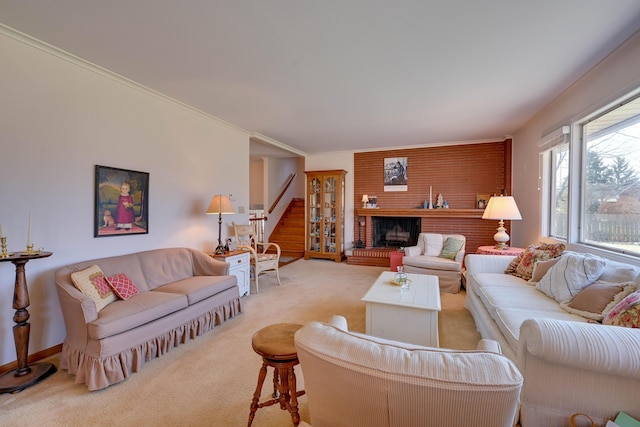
603,290 -> 640,328
504,247 -> 530,275
507,242 -> 566,281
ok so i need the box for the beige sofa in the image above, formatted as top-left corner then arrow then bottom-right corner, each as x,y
55,247 -> 243,390
464,252 -> 640,426
294,315 -> 523,427
402,233 -> 466,293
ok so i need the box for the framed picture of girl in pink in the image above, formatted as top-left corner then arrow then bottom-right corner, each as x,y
94,165 -> 149,237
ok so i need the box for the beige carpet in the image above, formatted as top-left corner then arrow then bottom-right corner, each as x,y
0,259 -> 480,426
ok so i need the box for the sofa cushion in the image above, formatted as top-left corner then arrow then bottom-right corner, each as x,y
70,265 -> 117,311
599,260 -> 640,283
603,290 -> 640,328
494,307 -> 587,351
137,248 -> 195,289
107,272 -> 140,300
155,275 -> 237,305
438,237 -> 465,260
88,291 -> 188,340
560,281 -> 636,321
475,277 -> 562,320
402,255 -> 461,272
536,253 -> 606,303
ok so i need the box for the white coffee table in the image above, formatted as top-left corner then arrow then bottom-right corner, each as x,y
361,271 -> 441,347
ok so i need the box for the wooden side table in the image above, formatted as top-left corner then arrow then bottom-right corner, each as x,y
476,246 -> 525,256
0,251 -> 56,394
211,250 -> 250,296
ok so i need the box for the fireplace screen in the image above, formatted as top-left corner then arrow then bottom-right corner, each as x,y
372,217 -> 421,248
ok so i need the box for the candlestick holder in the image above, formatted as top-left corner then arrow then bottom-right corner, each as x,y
25,244 -> 36,255
1,237 -> 10,258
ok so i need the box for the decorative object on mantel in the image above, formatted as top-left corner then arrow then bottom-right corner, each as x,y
365,195 -> 378,208
361,194 -> 369,208
428,186 -> 433,209
443,200 -> 449,209
482,195 -> 522,250
206,194 -> 235,254
476,194 -> 490,209
436,193 -> 443,208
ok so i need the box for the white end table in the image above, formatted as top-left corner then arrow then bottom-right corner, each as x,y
361,271 -> 441,347
211,250 -> 250,296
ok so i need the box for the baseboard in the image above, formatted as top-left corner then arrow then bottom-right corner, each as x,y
0,343 -> 62,375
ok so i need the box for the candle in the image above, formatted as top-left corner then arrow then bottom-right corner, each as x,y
27,212 -> 32,246
0,223 -> 4,238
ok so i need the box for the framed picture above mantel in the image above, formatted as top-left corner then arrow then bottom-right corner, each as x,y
94,165 -> 149,237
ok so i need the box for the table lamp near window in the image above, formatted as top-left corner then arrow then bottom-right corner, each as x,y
206,194 -> 235,254
362,194 -> 369,208
482,195 -> 522,250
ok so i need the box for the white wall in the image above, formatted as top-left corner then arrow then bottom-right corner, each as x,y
512,31 -> 640,260
262,156 -> 305,239
0,29 -> 250,365
305,152 -> 355,250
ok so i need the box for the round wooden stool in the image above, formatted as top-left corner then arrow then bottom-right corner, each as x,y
248,323 -> 305,427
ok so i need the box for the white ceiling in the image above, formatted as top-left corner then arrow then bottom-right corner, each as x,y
2,1 -> 640,158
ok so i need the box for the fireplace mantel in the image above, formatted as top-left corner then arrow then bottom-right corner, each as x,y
356,208 -> 484,219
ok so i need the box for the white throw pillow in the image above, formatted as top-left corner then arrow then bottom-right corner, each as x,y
536,253 -> 606,303
424,234 -> 444,256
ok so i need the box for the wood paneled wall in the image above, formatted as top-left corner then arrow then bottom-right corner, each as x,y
353,140 -> 513,253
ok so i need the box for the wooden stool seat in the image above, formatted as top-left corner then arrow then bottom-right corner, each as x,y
248,323 -> 305,427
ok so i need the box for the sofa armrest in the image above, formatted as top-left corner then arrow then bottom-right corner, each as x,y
464,254 -> 515,274
517,318 -> 640,425
477,339 -> 501,354
518,318 -> 640,378
191,249 -> 230,276
404,245 -> 421,257
328,315 -> 349,331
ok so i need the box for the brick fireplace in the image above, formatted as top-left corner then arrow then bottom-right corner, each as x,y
350,140 -> 513,265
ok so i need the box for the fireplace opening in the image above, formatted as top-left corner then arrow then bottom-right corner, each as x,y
372,217 -> 421,248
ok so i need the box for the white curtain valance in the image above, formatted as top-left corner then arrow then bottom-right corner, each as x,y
539,125 -> 570,151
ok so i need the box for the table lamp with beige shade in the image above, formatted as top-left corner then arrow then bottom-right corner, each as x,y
206,194 -> 235,254
482,195 -> 522,250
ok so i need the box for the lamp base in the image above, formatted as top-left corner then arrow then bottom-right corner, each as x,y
493,220 -> 510,250
215,243 -> 227,255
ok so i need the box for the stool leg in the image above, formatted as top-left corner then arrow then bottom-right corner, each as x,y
288,366 -> 301,426
248,362 -> 268,427
272,366 -> 279,398
276,366 -> 291,411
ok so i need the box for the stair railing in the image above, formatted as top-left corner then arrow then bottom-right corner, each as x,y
249,213 -> 267,243
268,173 -> 296,214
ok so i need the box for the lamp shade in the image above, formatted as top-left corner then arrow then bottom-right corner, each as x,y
206,195 -> 235,215
482,196 -> 522,220
361,194 -> 369,203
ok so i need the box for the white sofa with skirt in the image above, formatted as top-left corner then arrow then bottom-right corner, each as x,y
464,251 -> 640,426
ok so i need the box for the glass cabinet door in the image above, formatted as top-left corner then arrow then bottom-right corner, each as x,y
308,177 -> 321,253
323,176 -> 337,254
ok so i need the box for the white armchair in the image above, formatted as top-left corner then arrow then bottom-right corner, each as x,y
401,233 -> 466,293
294,315 -> 522,427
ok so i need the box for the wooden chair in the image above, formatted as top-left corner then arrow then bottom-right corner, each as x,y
233,222 -> 282,293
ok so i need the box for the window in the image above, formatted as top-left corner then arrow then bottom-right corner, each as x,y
550,144 -> 569,239
541,89 -> 640,258
581,94 -> 640,255
540,126 -> 570,240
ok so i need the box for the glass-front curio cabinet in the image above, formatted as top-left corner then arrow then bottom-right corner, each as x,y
304,170 -> 347,262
